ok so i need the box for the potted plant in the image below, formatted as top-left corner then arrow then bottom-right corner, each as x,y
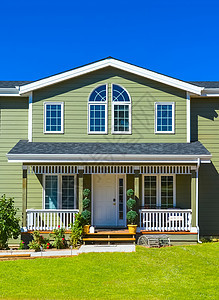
81,188 -> 91,234
126,189 -> 138,234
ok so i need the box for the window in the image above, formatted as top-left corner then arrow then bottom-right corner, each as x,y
112,84 -> 131,134
155,102 -> 175,133
44,102 -> 64,133
44,175 -> 76,209
143,175 -> 175,208
88,85 -> 107,134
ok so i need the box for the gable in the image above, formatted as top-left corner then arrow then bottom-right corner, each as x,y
19,58 -> 203,95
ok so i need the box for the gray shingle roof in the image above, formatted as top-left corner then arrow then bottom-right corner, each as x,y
0,81 -> 32,88
189,81 -> 219,88
8,140 -> 211,156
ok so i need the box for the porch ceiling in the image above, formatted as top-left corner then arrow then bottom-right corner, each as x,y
7,140 -> 211,164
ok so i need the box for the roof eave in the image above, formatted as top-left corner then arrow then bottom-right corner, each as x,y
7,153 -> 212,164
19,58 -> 204,95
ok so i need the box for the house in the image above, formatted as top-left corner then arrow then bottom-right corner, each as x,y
0,57 -> 218,245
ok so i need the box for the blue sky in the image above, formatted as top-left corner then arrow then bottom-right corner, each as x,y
1,0 -> 219,81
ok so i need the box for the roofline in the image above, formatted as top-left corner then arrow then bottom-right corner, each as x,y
7,153 -> 212,163
19,58 -> 204,95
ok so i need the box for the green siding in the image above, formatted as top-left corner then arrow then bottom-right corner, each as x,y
0,97 -> 28,244
191,97 -> 219,235
176,175 -> 191,209
32,67 -> 187,143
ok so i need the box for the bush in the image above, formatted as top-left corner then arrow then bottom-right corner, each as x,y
127,199 -> 136,210
127,210 -> 138,225
52,227 -> 67,249
83,198 -> 91,209
0,194 -> 20,249
81,209 -> 91,225
127,189 -> 134,197
69,213 -> 85,248
19,240 -> 25,250
28,231 -> 50,251
83,189 -> 90,198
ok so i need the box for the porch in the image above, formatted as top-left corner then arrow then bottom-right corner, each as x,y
22,164 -> 198,234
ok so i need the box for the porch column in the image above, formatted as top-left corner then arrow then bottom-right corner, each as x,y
134,169 -> 140,201
191,169 -> 197,231
22,166 -> 27,228
78,169 -> 84,213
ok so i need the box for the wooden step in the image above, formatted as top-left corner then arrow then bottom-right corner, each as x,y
83,238 -> 135,242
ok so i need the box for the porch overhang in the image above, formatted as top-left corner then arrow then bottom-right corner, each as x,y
7,140 -> 211,164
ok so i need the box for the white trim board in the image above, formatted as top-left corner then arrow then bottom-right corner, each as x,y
19,58 -> 204,95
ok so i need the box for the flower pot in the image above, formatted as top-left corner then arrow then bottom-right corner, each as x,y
83,225 -> 90,235
128,225 -> 137,234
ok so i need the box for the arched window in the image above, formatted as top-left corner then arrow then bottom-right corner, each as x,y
88,84 -> 107,133
112,84 -> 131,133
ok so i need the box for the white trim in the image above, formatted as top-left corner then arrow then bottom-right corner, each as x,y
87,84 -> 108,135
91,174 -> 94,226
155,102 -> 175,134
186,92 -> 190,143
43,102 -> 64,134
43,174 -> 77,209
28,92 -> 33,142
19,58 -> 203,95
111,84 -> 132,134
196,169 -> 199,229
7,154 -> 211,164
116,174 -> 126,227
142,174 -> 176,208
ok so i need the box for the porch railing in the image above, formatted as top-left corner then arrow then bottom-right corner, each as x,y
139,209 -> 192,232
26,209 -> 79,231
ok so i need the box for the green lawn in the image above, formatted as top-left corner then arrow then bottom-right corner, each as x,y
0,243 -> 218,300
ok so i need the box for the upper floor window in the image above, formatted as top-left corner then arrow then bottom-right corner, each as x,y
155,102 -> 175,134
112,84 -> 131,134
44,102 -> 64,133
88,84 -> 107,134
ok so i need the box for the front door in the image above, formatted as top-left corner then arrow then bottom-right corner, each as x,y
93,174 -> 118,227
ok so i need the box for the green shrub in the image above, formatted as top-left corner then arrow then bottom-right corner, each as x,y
28,231 -> 50,251
126,189 -> 134,197
126,210 -> 138,225
69,213 -> 85,248
127,198 -> 136,210
83,198 -> 91,209
0,194 -> 20,249
52,227 -> 67,249
19,240 -> 25,250
83,189 -> 90,197
81,209 -> 91,225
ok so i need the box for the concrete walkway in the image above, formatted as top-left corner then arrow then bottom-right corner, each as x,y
0,245 -> 135,258
78,244 -> 135,253
0,249 -> 79,257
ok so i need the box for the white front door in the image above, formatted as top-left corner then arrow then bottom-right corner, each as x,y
93,174 -> 117,227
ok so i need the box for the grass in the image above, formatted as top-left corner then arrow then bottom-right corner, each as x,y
0,243 -> 218,299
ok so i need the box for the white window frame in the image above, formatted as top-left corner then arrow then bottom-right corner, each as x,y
155,102 -> 175,134
88,84 -> 108,134
111,84 -> 132,134
44,102 -> 64,134
142,174 -> 176,208
43,174 -> 77,209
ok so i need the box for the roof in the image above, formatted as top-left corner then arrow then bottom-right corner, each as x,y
189,81 -> 219,88
0,81 -> 32,88
18,57 -> 203,95
7,140 -> 211,164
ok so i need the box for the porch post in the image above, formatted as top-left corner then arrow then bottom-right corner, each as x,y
191,169 -> 197,231
134,169 -> 140,201
78,169 -> 84,213
22,165 -> 27,228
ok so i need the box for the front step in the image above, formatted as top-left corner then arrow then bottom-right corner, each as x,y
82,232 -> 136,245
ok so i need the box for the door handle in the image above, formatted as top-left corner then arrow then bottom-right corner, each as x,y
113,198 -> 116,205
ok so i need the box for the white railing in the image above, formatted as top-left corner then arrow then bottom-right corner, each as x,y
139,209 -> 192,232
26,209 -> 79,231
